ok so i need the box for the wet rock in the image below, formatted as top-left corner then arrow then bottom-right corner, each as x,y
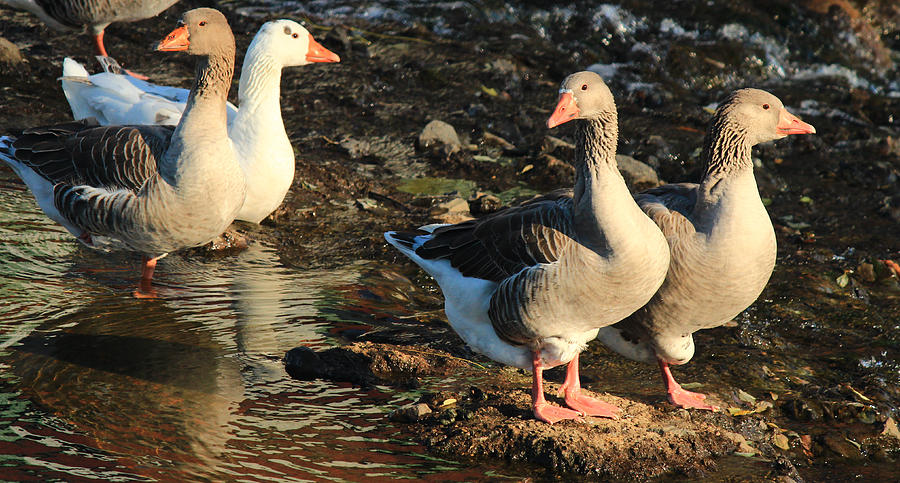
773,433 -> 790,450
616,155 -> 660,191
481,132 -> 516,151
540,135 -> 575,158
783,398 -> 825,421
468,193 -> 502,215
390,403 -> 432,423
418,120 -> 462,156
196,227 -> 250,254
881,417 -> 900,441
430,197 -> 472,224
0,37 -> 23,65
526,153 -> 575,189
284,342 -> 468,388
821,433 -> 862,460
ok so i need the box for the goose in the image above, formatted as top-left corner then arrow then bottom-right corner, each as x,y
384,71 -> 670,424
596,89 -> 816,410
0,8 -> 244,293
0,0 -> 180,76
60,19 -> 341,223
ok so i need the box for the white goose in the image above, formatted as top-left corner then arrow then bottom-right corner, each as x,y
597,89 -> 816,410
0,8 -> 244,292
385,72 -> 670,424
60,19 -> 341,223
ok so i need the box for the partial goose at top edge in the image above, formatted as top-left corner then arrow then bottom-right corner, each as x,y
0,0 -> 181,78
385,71 -> 670,424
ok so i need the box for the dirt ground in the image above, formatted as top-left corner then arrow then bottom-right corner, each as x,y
1,0 -> 899,481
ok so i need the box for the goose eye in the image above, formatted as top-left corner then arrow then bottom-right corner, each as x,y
292,33 -> 299,38
762,103 -> 770,110
199,21 -> 207,27
581,84 -> 588,90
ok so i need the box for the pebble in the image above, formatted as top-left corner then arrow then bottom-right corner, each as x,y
389,403 -> 432,423
418,120 -> 461,154
616,155 -> 660,190
0,37 -> 23,65
881,417 -> 900,441
431,197 -> 472,224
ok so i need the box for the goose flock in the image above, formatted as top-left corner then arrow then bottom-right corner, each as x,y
0,3 -> 817,424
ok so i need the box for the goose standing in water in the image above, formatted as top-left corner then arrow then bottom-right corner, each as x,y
597,89 -> 815,410
385,71 -> 670,423
0,8 -> 244,294
60,19 -> 341,223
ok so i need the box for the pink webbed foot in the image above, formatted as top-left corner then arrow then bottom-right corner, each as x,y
557,353 -> 619,418
530,351 -> 584,424
533,402 -> 584,424
562,392 -> 620,419
667,386 -> 718,411
658,359 -> 719,411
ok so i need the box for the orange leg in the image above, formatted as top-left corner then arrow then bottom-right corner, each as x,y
557,353 -> 619,418
133,255 -> 160,299
531,351 -> 583,424
95,30 -> 149,80
658,359 -> 718,410
93,31 -> 109,57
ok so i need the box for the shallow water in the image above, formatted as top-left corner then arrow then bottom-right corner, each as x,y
0,171 -> 528,481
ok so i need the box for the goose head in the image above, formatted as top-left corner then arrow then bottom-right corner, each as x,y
547,71 -> 616,128
251,20 -> 340,67
715,88 -> 816,146
156,8 -> 235,57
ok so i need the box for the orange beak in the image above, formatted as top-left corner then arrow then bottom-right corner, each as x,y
157,25 -> 190,51
306,34 -> 340,63
547,92 -> 579,128
776,108 -> 816,136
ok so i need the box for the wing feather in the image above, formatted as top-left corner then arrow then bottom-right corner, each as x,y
11,119 -> 172,192
635,182 -> 699,239
414,192 -> 577,282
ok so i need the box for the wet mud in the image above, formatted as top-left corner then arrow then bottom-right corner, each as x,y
1,0 -> 899,481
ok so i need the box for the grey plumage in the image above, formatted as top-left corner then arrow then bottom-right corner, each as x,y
596,88 -> 815,409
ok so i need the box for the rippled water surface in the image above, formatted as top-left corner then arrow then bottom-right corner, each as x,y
0,171 -> 526,481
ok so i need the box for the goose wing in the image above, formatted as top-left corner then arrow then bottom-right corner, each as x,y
10,118 -> 172,191
416,190 -> 577,282
634,182 -> 699,238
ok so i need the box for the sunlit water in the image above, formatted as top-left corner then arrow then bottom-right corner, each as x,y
0,170 -> 523,481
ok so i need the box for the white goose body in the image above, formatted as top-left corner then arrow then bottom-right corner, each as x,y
386,72 -> 670,423
60,20 -> 340,223
596,89 -> 816,410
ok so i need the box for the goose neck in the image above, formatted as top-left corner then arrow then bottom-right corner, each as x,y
237,47 -> 283,111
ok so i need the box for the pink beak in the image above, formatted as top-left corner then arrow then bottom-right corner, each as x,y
776,108 -> 816,136
547,92 -> 579,128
